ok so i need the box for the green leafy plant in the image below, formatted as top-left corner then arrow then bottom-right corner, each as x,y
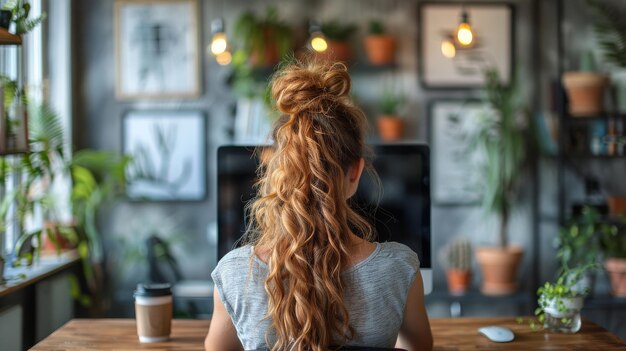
368,20 -> 385,35
379,88 -> 404,116
587,0 -> 626,68
470,69 -> 528,248
68,149 -> 130,313
2,0 -> 46,35
233,6 -> 292,66
534,273 -> 584,331
557,207 -> 604,274
599,217 -> 626,258
321,20 -> 357,41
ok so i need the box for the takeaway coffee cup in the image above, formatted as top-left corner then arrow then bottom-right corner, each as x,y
134,283 -> 173,343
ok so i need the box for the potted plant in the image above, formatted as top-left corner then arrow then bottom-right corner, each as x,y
562,52 -> 608,117
363,20 -> 396,66
536,274 -> 585,333
556,206 -> 603,295
233,6 -> 291,68
2,0 -> 46,35
587,0 -> 626,113
376,88 -> 405,142
473,69 -> 527,295
440,238 -> 472,295
318,20 -> 357,63
600,217 -> 626,297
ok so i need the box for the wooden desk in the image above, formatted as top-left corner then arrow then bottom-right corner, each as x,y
30,317 -> 626,350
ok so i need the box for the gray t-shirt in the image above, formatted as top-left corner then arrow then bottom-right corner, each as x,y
211,241 -> 419,350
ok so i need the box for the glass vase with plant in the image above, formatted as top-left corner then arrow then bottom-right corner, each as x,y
472,68 -> 528,295
536,273 -> 584,333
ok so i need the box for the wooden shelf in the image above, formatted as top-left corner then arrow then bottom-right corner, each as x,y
0,27 -> 22,45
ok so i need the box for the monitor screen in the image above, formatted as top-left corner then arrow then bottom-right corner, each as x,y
217,144 -> 432,277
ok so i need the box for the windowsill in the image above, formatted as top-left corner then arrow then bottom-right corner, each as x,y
0,250 -> 80,298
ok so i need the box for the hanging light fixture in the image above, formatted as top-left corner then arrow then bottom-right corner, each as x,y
210,18 -> 228,56
308,20 -> 327,53
441,35 -> 456,59
455,7 -> 475,48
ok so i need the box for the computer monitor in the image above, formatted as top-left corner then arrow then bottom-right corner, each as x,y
217,144 -> 432,294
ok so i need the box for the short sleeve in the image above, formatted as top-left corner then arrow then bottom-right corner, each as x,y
211,262 -> 235,317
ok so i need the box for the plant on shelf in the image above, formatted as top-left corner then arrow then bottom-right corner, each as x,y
587,0 -> 626,112
562,51 -> 608,118
599,216 -> 626,297
233,6 -> 291,68
2,0 -> 46,35
376,87 -> 405,142
318,20 -> 357,63
556,206 -> 604,295
363,20 -> 396,66
471,68 -> 528,296
535,273 -> 585,333
439,238 -> 472,295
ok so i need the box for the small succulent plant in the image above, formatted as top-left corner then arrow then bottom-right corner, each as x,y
444,238 -> 472,270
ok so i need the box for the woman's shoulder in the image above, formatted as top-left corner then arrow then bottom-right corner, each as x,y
214,245 -> 253,272
377,241 -> 420,267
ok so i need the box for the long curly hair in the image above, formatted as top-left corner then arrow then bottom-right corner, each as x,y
245,59 -> 375,351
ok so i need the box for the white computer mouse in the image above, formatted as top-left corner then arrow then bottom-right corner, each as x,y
478,326 -> 515,343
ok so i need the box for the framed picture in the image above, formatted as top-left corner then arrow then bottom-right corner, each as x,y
429,99 -> 489,205
114,0 -> 200,99
123,110 -> 206,201
419,2 -> 514,88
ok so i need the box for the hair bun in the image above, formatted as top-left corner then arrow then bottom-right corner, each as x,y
272,61 -> 351,116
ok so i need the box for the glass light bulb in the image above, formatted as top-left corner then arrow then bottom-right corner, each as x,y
311,36 -> 328,52
441,39 -> 456,58
211,33 -> 228,55
456,22 -> 473,46
216,51 -> 232,65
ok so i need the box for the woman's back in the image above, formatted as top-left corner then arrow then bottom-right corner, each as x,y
204,59 -> 432,351
212,242 -> 420,350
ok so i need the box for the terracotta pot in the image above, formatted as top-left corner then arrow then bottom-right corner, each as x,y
316,40 -> 353,63
607,197 -> 626,217
376,115 -> 404,141
363,35 -> 396,66
248,28 -> 282,68
605,258 -> 626,297
41,222 -> 75,254
447,269 -> 471,295
562,72 -> 608,117
476,246 -> 524,296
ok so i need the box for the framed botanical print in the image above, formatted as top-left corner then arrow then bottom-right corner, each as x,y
429,99 -> 488,205
114,0 -> 200,99
123,110 -> 206,201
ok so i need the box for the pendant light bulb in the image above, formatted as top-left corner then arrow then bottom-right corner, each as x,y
456,10 -> 474,47
308,20 -> 327,53
216,50 -> 232,65
210,18 -> 228,56
211,32 -> 228,55
441,37 -> 456,58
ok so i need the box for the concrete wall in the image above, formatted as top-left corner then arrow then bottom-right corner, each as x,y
74,0 -> 625,332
